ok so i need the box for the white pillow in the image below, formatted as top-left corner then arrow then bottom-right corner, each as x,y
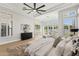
56,36 -> 73,56
63,40 -> 73,56
48,36 -> 73,56
64,36 -> 72,43
55,39 -> 67,56
48,39 -> 66,56
52,36 -> 72,56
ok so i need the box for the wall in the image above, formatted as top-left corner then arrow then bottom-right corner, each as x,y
0,6 -> 34,45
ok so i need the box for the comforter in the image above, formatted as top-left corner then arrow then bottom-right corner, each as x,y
25,37 -> 55,56
25,36 -> 73,56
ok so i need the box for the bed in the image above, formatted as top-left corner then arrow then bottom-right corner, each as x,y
24,37 -> 55,56
24,35 -> 76,56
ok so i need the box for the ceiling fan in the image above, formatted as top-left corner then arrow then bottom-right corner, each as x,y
23,3 -> 46,14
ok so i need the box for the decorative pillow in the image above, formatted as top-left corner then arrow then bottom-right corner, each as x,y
52,40 -> 66,56
53,36 -> 62,47
63,40 -> 73,56
64,36 -> 72,43
48,38 -> 66,56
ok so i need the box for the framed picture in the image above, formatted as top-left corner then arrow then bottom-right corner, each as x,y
21,24 -> 30,33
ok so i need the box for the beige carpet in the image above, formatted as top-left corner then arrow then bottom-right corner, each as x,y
0,39 -> 33,56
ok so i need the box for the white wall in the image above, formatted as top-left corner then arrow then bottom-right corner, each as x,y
0,6 -> 34,45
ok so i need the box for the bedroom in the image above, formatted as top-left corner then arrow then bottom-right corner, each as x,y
0,3 -> 79,56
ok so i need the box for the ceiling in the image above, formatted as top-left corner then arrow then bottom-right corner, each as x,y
0,3 -> 78,18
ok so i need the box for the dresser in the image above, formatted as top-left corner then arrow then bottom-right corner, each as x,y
21,32 -> 32,40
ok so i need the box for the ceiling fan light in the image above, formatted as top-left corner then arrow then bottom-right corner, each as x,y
23,3 -> 46,15
33,10 -> 36,12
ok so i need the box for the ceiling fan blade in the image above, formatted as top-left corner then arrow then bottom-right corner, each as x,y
34,3 -> 36,9
36,5 -> 45,10
38,10 -> 46,12
23,7 -> 32,10
36,11 -> 41,15
23,9 -> 32,10
27,10 -> 33,14
24,3 -> 33,9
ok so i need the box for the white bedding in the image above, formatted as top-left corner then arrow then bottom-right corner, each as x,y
34,41 -> 54,56
24,36 -> 73,56
48,36 -> 72,56
63,40 -> 73,56
48,39 -> 66,56
25,37 -> 55,55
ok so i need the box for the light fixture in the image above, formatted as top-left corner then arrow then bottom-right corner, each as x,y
33,10 -> 36,12
23,3 -> 46,14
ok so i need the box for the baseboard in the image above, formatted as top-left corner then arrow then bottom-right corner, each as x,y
0,39 -> 20,45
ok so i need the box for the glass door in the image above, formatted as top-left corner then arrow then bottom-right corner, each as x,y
63,9 -> 77,36
64,17 -> 75,36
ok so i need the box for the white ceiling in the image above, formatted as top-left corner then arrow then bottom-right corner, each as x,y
0,3 -> 78,18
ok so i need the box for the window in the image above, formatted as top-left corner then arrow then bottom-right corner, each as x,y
63,9 -> 77,36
